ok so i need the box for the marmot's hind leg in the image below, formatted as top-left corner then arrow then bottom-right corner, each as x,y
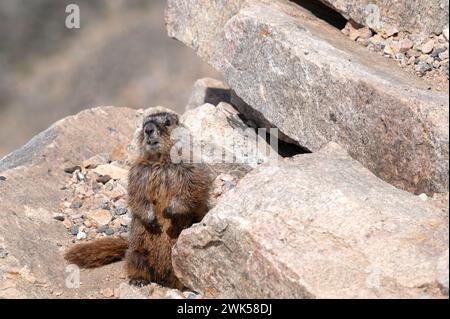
126,249 -> 154,286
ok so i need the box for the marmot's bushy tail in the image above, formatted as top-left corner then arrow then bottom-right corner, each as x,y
64,237 -> 128,268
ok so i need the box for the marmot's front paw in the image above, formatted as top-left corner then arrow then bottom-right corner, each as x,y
140,216 -> 161,233
129,278 -> 150,287
146,219 -> 162,233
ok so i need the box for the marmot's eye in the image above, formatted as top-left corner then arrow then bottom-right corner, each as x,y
164,119 -> 171,126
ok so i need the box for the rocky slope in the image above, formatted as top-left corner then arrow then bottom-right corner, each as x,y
0,0 -> 448,299
0,83 -> 275,298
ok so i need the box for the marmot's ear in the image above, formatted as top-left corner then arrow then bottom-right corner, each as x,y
166,113 -> 179,126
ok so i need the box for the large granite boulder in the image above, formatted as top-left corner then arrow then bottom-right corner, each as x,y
319,0 -> 449,37
166,0 -> 449,194
172,143 -> 449,298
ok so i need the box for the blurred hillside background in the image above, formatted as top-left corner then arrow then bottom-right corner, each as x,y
0,0 -> 221,157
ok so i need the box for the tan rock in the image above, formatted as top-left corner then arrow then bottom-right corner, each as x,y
110,144 -> 126,163
172,143 -> 449,298
85,210 -> 112,226
93,164 -> 128,181
181,102 -> 279,168
0,287 -> 26,299
101,288 -> 115,298
421,39 -> 435,54
357,27 -> 372,40
82,153 -> 109,169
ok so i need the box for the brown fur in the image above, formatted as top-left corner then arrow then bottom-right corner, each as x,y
64,112 -> 210,289
64,237 -> 128,268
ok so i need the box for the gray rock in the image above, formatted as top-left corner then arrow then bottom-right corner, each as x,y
96,225 -> 109,233
172,143 -> 449,298
319,0 -> 449,37
185,78 -> 231,111
96,175 -> 112,184
63,166 -> 81,174
70,225 -> 79,236
181,102 -> 280,168
416,62 -> 432,74
438,51 -> 449,61
116,226 -> 129,233
166,0 -> 449,194
105,228 -> 115,235
430,48 -> 446,58
53,213 -> 65,222
71,200 -> 83,209
113,207 -> 128,216
0,247 -> 8,258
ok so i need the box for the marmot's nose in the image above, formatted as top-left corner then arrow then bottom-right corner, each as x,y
145,123 -> 156,136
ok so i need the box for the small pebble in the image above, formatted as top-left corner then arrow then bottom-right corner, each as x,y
418,193 -> 428,201
438,51 -> 449,61
64,166 -> 81,174
70,225 -> 79,235
430,48 -> 446,58
117,226 -> 128,233
0,176 -> 6,181
83,220 -> 93,227
420,39 -> 435,54
416,62 -> 432,74
406,56 -> 416,65
53,213 -> 65,222
97,175 -> 112,184
101,288 -> 114,298
76,232 -> 87,240
113,207 -> 128,216
184,292 -> 198,299
96,201 -> 111,210
92,182 -> 102,192
119,215 -> 132,227
76,172 -> 86,182
105,228 -> 115,235
63,219 -> 72,229
71,200 -> 83,209
0,247 -> 8,258
394,53 -> 405,60
96,225 -> 109,233
381,24 -> 399,38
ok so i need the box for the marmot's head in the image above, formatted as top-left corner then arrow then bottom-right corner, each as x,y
138,112 -> 180,157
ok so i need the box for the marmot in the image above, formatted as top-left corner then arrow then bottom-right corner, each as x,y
65,111 -> 211,289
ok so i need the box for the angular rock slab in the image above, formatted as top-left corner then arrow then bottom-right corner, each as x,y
182,102 -> 279,167
185,77 -> 231,111
172,143 -> 449,299
319,0 -> 449,37
166,0 -> 449,194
